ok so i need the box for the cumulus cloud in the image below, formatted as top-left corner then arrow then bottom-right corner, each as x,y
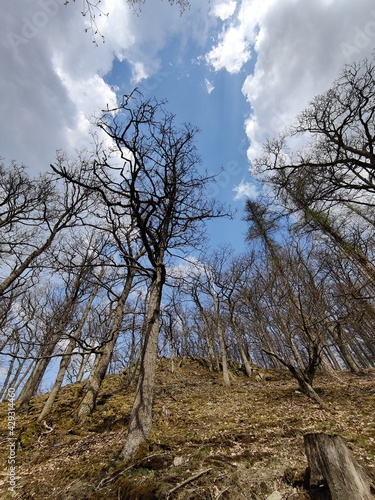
211,0 -> 237,21
206,24 -> 252,73
233,180 -> 258,201
206,0 -> 375,168
0,0 -> 214,173
3,0 -> 375,185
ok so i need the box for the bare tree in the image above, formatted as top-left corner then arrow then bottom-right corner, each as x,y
0,163 -> 93,298
245,201 -> 325,404
37,251 -> 106,421
53,91 -> 226,459
257,56 -> 375,207
76,255 -> 141,421
16,249 -> 94,407
222,252 -> 255,377
64,0 -> 191,43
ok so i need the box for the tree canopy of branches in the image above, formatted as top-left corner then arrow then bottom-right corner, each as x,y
254,56 -> 375,289
257,56 -> 375,208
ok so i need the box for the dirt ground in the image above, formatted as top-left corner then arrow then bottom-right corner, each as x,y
0,359 -> 374,499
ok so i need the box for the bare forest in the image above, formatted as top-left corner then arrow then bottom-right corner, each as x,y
1,42 -> 375,499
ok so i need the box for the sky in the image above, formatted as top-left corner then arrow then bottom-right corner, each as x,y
1,0 -> 375,252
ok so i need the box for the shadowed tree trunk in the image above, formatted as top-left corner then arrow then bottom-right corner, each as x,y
77,265 -> 137,421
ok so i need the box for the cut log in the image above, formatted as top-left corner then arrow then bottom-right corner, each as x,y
304,433 -> 374,500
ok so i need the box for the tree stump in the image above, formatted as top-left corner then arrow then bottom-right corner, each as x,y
304,433 -> 374,500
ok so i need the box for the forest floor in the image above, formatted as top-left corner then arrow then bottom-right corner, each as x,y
0,358 -> 374,499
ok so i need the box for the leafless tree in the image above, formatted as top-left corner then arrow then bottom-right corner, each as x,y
0,162 -> 93,299
244,201 -> 327,404
53,91 -> 226,459
257,56 -> 375,207
64,0 -> 191,44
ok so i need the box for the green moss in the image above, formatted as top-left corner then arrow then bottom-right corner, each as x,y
17,421 -> 44,449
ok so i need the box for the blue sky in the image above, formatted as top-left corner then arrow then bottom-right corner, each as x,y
103,42 -> 256,249
1,0 -> 375,252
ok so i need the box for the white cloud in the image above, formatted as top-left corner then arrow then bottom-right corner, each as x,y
206,24 -> 252,73
205,77 -> 215,94
130,61 -> 150,84
233,180 -> 258,200
211,0 -> 237,21
3,0 -> 375,185
168,255 -> 204,279
0,0 -> 214,173
206,0 -> 375,169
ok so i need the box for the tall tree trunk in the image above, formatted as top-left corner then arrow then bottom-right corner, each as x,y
349,336 -> 372,369
329,323 -> 361,373
38,338 -> 76,421
192,288 -> 218,371
321,342 -> 341,371
17,353 -> 54,408
210,277 -> 230,386
38,273 -> 102,421
204,319 -> 219,372
216,312 -> 231,387
12,359 -> 34,395
17,271 -> 83,407
0,340 -> 21,400
305,206 -> 375,285
120,265 -> 165,459
229,306 -> 252,377
77,268 -> 135,421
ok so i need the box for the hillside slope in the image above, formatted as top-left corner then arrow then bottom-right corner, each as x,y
0,359 -> 374,499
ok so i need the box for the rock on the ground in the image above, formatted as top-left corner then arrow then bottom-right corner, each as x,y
266,492 -> 282,500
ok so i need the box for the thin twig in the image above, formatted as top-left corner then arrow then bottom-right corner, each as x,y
216,487 -> 230,499
167,468 -> 212,497
38,421 -> 54,446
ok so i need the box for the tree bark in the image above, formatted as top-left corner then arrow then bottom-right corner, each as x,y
209,275 -> 231,386
192,288 -> 218,371
229,306 -> 252,377
120,265 -> 165,459
77,268 -> 135,421
38,276 -> 102,421
304,433 -> 373,500
17,347 -> 56,407
217,316 -> 231,386
329,323 -> 361,373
